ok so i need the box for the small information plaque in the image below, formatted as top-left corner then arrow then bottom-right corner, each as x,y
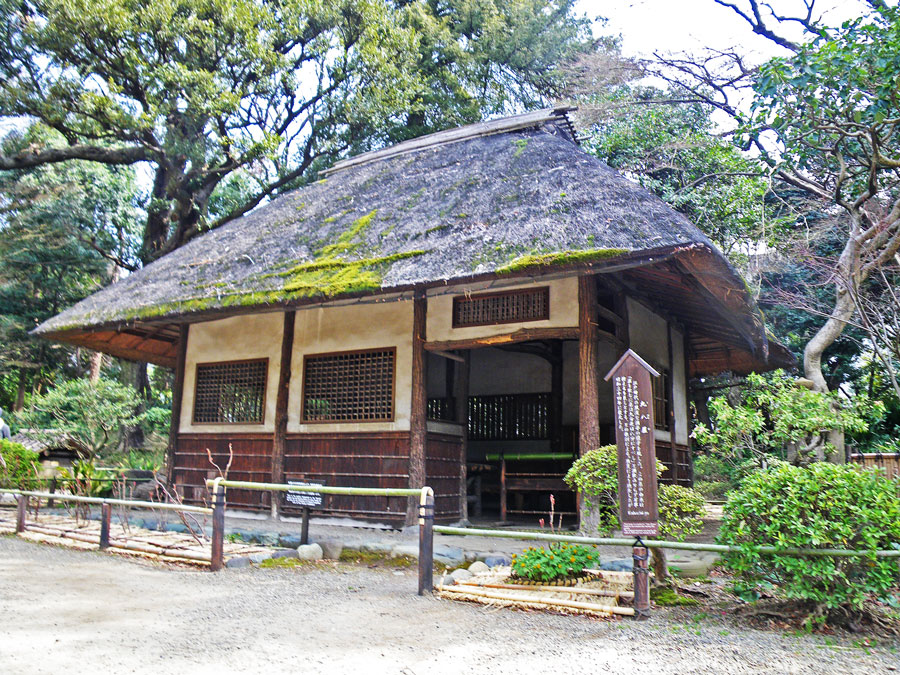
604,349 -> 660,537
285,480 -> 324,508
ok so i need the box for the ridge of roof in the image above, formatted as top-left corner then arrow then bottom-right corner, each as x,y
320,106 -> 577,177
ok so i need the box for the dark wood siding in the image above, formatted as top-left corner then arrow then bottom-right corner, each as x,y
175,433 -> 273,510
426,432 -> 463,522
655,440 -> 693,487
282,432 -> 411,524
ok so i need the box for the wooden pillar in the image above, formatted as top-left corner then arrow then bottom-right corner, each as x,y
578,275 -> 600,457
270,311 -> 296,519
407,292 -> 427,526
453,351 -> 470,523
166,324 -> 189,490
667,324 -> 678,483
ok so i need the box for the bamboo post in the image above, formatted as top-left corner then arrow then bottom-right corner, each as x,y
16,494 -> 26,533
210,483 -> 225,572
632,541 -> 650,620
99,503 -> 112,549
418,489 -> 435,596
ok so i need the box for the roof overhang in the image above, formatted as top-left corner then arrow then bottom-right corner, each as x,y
36,244 -> 795,377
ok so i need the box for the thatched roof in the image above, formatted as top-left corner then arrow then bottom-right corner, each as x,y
35,108 -> 793,376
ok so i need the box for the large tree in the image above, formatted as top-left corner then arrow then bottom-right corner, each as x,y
650,1 -> 900,395
0,124 -> 142,411
0,0 -> 592,265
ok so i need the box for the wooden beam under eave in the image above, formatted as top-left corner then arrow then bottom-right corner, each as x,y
425,327 -> 579,352
578,275 -> 600,459
407,291 -> 427,526
270,311 -> 296,519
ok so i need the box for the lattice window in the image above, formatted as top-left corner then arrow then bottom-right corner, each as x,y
193,359 -> 268,424
652,370 -> 671,431
302,348 -> 395,422
452,287 -> 549,327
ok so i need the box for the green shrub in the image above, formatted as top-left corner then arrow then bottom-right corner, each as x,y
718,462 -> 900,611
58,459 -> 114,498
511,544 -> 599,582
564,445 -> 706,540
0,439 -> 40,490
694,480 -> 730,500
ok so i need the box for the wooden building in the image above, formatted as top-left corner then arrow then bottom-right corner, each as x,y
35,108 -> 792,526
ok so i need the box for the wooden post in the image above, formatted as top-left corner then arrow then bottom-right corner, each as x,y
48,477 -> 57,508
418,492 -> 434,596
578,275 -> 600,458
166,324 -> 189,489
16,495 -> 26,533
407,292 -> 427,526
210,484 -> 225,572
300,506 -> 310,545
667,324 -> 678,483
632,542 -> 651,620
500,456 -> 507,522
453,351 -> 470,523
99,503 -> 112,549
271,311 -> 296,519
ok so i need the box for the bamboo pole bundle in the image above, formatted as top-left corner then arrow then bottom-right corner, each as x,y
438,584 -> 635,617
457,580 -> 634,600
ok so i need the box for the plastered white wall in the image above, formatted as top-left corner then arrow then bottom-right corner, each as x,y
287,300 -> 414,433
627,297 -> 689,445
426,276 -> 578,342
180,313 -> 284,433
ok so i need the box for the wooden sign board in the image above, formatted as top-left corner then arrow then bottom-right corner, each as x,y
285,480 -> 324,508
604,349 -> 660,537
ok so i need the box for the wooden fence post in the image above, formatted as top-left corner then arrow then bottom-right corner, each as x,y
418,491 -> 434,596
16,494 -> 26,533
632,542 -> 650,620
99,503 -> 112,550
210,484 -> 225,572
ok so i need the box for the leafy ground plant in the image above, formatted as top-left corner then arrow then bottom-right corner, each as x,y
719,461 -> 900,626
510,544 -> 599,583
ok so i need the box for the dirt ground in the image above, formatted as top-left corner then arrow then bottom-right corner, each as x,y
2,537 -> 898,674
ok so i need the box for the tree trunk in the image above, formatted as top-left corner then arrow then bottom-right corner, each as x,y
124,361 -> 151,450
13,369 -> 27,413
88,352 -> 103,383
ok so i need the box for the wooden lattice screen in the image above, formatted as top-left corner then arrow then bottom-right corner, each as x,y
452,287 -> 549,327
652,371 -> 670,431
302,348 -> 395,422
193,359 -> 268,424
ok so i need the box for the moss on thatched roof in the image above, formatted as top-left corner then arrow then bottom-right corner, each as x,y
36,109 -> 746,341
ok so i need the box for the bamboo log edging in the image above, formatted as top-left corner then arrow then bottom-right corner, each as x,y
433,525 -> 900,559
24,525 -> 214,562
457,580 -> 633,600
204,478 -> 422,497
0,489 -> 213,515
438,584 -> 635,617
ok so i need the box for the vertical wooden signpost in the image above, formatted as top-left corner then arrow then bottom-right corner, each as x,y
605,349 -> 660,620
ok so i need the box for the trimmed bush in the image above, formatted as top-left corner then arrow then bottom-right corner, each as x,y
718,462 -> 900,610
0,439 -> 40,490
564,445 -> 705,540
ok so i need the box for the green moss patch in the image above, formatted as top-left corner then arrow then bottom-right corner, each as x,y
651,586 -> 701,606
259,557 -> 309,569
497,248 -> 629,274
338,549 -> 416,568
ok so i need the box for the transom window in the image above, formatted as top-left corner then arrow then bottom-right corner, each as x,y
452,286 -> 550,327
302,348 -> 395,422
193,359 -> 268,424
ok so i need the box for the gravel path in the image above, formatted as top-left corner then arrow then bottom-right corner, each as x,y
0,536 -> 896,674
